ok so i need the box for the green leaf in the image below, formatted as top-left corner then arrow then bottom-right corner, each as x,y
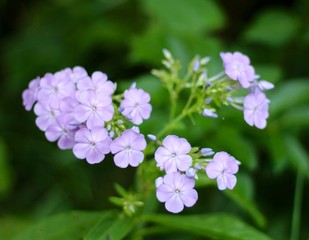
267,134 -> 289,174
254,64 -> 283,84
224,174 -> 266,228
280,106 -> 309,129
140,0 -> 224,34
213,127 -> 257,170
84,215 -> 134,240
0,216 -> 32,240
14,211 -> 113,240
143,213 -> 273,240
284,135 -> 309,178
269,79 -> 309,116
242,9 -> 299,46
0,138 -> 12,197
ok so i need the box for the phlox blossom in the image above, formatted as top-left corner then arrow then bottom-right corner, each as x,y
45,114 -> 77,150
220,52 -> 255,88
74,90 -> 114,129
120,87 -> 152,125
73,127 -> 111,164
22,77 -> 40,111
155,135 -> 192,173
76,71 -> 115,97
110,129 -> 146,168
38,71 -> 75,108
34,102 -> 61,131
206,151 -> 239,190
156,172 -> 198,213
244,91 -> 269,129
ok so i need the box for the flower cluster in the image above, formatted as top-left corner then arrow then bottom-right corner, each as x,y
22,66 -> 151,165
154,135 -> 239,213
220,52 -> 273,129
22,49 -> 273,215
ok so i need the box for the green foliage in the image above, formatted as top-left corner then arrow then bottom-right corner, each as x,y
242,8 -> 299,46
143,213 -> 272,240
14,211 -> 108,240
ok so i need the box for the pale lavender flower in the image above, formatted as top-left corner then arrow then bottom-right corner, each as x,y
45,114 -> 77,150
59,97 -> 80,124
120,88 -> 152,125
62,66 -> 88,83
186,168 -> 196,178
155,135 -> 192,173
22,77 -> 40,111
206,151 -> 239,190
147,134 -> 157,141
34,102 -> 61,131
110,129 -> 146,168
76,71 -> 114,96
156,172 -> 198,213
38,72 -> 75,108
73,127 -> 111,164
202,108 -> 218,118
220,52 -> 255,88
201,148 -> 214,156
244,91 -> 269,129
74,91 -> 114,129
258,80 -> 274,91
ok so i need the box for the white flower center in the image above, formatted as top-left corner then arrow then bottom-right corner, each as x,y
53,86 -> 59,93
175,189 -> 180,194
126,146 -> 131,150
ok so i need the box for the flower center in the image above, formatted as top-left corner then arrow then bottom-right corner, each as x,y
90,142 -> 96,147
126,146 -> 131,150
171,153 -> 176,158
53,86 -> 59,93
175,189 -> 180,194
91,105 -> 97,111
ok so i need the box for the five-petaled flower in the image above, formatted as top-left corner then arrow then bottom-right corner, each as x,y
73,127 -> 111,164
244,91 -> 269,129
74,90 -> 114,129
155,135 -> 192,173
110,129 -> 147,168
220,52 -> 255,88
206,151 -> 239,190
156,172 -> 198,213
120,87 -> 152,125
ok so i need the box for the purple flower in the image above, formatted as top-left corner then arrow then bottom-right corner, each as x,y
22,77 -> 40,111
258,80 -> 274,91
155,135 -> 192,173
73,127 -> 111,164
38,72 -> 75,108
120,87 -> 152,125
220,52 -> 255,88
62,66 -> 88,83
202,108 -> 218,118
110,129 -> 146,168
45,114 -> 77,150
74,91 -> 114,129
76,71 -> 115,96
156,172 -> 198,213
206,151 -> 239,190
244,91 -> 269,129
34,102 -> 61,131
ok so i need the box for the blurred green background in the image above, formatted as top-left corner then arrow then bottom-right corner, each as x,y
1,0 -> 309,239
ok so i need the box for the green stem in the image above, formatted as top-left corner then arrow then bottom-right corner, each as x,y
290,168 -> 304,240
